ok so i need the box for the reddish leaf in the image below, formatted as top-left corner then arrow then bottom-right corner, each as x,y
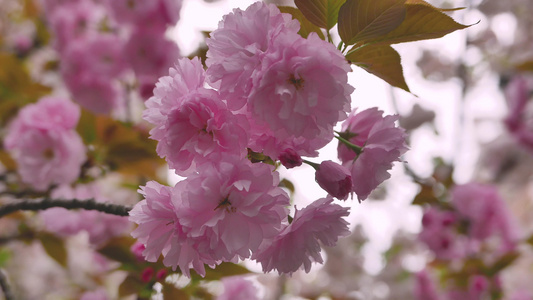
162,283 -> 190,300
295,0 -> 346,29
346,44 -> 410,92
278,6 -> 326,39
338,0 -> 406,45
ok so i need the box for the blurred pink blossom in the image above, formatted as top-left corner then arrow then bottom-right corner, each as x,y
253,197 -> 350,275
80,289 -> 109,300
451,183 -> 519,251
414,270 -> 441,300
217,276 -> 259,300
315,160 -> 352,200
418,207 -> 463,260
41,184 -> 131,245
4,97 -> 86,190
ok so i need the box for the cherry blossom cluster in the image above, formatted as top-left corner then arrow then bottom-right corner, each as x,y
416,182 -> 520,299
4,97 -> 86,191
130,1 -> 408,277
43,0 -> 181,114
504,75 -> 533,151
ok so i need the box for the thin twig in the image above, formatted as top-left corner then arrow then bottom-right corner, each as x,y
0,198 -> 132,219
0,269 -> 14,300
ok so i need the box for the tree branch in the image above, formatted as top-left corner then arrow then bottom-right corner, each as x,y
0,198 -> 132,219
0,269 -> 14,300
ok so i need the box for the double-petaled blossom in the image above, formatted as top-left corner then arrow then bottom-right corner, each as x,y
451,183 -> 518,251
130,181 -> 213,277
4,97 -> 86,191
130,157 -> 290,276
206,1 -> 299,110
144,58 -> 249,175
173,156 -> 290,262
253,197 -> 350,275
105,0 -> 182,29
315,160 -> 352,200
41,183 -> 131,245
338,108 -> 408,200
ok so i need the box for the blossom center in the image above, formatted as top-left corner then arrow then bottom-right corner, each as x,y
42,148 -> 54,160
287,74 -> 304,90
214,196 -> 236,213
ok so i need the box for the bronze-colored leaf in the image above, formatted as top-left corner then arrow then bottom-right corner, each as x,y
347,44 -> 410,92
119,275 -> 144,297
338,0 -> 406,45
278,6 -> 325,39
97,237 -> 138,265
162,283 -> 190,300
371,3 -> 471,45
516,60 -> 533,72
486,251 -> 520,276
295,0 -> 347,30
201,262 -> 251,281
405,0 -> 466,12
38,233 -> 68,267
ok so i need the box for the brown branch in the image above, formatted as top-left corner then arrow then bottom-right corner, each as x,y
0,198 -> 132,219
0,269 -> 14,300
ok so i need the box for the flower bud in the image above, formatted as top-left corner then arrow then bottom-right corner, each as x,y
315,160 -> 352,200
279,148 -> 302,169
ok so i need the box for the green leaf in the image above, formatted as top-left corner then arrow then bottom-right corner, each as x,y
76,109 -> 97,144
370,3 -> 471,45
338,0 -> 406,45
346,44 -> 410,92
0,248 -> 11,268
294,0 -> 347,30
278,6 -> 325,39
119,274 -> 144,297
38,233 -> 68,267
405,0 -> 466,12
162,283 -> 190,300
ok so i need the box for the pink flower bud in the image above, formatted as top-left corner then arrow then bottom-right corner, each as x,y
156,269 -> 168,281
130,241 -> 146,261
141,267 -> 154,283
315,160 -> 352,200
279,148 -> 302,168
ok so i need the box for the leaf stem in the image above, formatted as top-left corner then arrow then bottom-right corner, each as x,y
0,198 -> 132,219
302,159 -> 320,170
335,135 -> 362,155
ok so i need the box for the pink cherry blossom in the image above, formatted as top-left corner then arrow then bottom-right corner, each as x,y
80,289 -> 109,300
124,28 -> 180,80
418,207 -> 463,260
4,97 -> 86,190
206,1 -> 299,110
339,108 -> 407,200
105,0 -> 181,29
315,160 -> 352,200
253,197 -> 350,275
60,34 -> 126,81
65,75 -> 124,115
173,156 -> 290,262
248,31 -> 352,140
217,276 -> 259,300
46,0 -> 106,51
41,183 -> 131,245
504,75 -> 533,151
144,57 -> 207,127
144,58 -> 248,175
451,183 -> 518,250
414,270 -> 441,300
130,181 -> 214,277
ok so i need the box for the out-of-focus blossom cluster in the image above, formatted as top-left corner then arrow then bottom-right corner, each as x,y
130,1 -> 407,277
416,182 -> 521,300
42,0 -> 181,114
504,76 -> 533,152
4,96 -> 86,191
